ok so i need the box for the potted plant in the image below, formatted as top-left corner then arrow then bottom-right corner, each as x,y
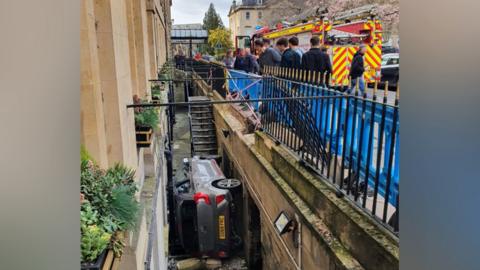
158,64 -> 171,81
80,153 -> 140,269
133,95 -> 159,148
81,204 -> 111,270
151,84 -> 161,103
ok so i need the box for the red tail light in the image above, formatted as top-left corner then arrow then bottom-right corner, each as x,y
218,251 -> 228,258
193,192 -> 210,205
215,195 -> 225,205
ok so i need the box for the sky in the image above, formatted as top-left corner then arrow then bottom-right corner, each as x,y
172,0 -> 231,27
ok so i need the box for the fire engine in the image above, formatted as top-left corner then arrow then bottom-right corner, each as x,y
235,5 -> 384,87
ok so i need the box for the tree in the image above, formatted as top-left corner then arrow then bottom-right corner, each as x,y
208,28 -> 233,58
202,3 -> 224,32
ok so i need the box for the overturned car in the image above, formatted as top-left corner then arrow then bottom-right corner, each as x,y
172,156 -> 242,259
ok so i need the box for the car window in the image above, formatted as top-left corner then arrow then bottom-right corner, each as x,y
387,58 -> 399,65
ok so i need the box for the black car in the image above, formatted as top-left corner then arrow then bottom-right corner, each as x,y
380,53 -> 399,89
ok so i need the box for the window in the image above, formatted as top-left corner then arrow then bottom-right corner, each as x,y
258,11 -> 262,19
382,56 -> 399,66
387,58 -> 399,65
246,12 -> 250,20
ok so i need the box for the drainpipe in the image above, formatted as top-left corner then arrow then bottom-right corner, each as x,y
295,213 -> 302,269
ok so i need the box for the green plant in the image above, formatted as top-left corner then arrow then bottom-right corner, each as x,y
81,161 -> 108,211
151,89 -> 161,98
110,185 -> 139,230
99,215 -> 120,234
105,164 -> 137,194
81,225 -> 111,263
81,145 -> 94,164
80,158 -> 139,260
151,84 -> 161,97
134,107 -> 159,129
81,202 -> 99,229
110,232 -> 126,258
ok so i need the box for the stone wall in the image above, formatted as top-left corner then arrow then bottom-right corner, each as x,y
81,0 -> 172,269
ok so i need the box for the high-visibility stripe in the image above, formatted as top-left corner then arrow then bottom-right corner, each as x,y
364,57 -> 378,69
366,51 -> 381,66
337,65 -> 347,79
333,52 -> 346,67
365,55 -> 378,68
333,57 -> 347,72
333,50 -> 347,65
333,48 -> 346,62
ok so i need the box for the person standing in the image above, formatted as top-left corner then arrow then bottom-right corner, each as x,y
321,45 -> 332,86
301,36 -> 329,83
223,49 -> 235,69
254,39 -> 281,72
233,48 -> 255,73
348,44 -> 367,94
288,36 -> 304,60
174,49 -> 186,69
276,38 -> 301,69
245,47 -> 260,74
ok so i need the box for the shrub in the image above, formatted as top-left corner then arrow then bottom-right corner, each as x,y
80,157 -> 139,262
81,225 -> 111,263
81,145 -> 94,164
105,164 -> 137,195
134,107 -> 159,129
151,84 -> 161,97
110,185 -> 139,230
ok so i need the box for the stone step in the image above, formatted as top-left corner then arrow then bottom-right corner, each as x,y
194,149 -> 218,154
193,140 -> 217,145
191,134 -> 215,138
191,128 -> 215,133
190,110 -> 212,114
191,122 -> 213,126
191,116 -> 213,120
193,145 -> 218,151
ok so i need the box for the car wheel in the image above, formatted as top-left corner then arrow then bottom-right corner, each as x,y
212,178 -> 242,190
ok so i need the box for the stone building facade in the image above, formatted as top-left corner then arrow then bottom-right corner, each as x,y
228,0 -> 266,44
81,0 -> 172,269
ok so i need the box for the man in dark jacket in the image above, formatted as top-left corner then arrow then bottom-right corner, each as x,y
245,48 -> 260,74
321,46 -> 332,86
233,48 -> 255,73
301,36 -> 331,83
255,39 -> 281,72
276,38 -> 301,69
233,49 -> 255,73
348,44 -> 367,94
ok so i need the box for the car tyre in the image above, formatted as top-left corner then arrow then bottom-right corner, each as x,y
212,178 -> 242,190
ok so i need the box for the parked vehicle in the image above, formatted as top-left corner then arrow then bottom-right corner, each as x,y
173,156 -> 241,258
380,53 -> 399,89
381,45 -> 399,54
238,4 -> 384,87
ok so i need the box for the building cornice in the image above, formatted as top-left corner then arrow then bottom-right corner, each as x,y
228,5 -> 266,17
